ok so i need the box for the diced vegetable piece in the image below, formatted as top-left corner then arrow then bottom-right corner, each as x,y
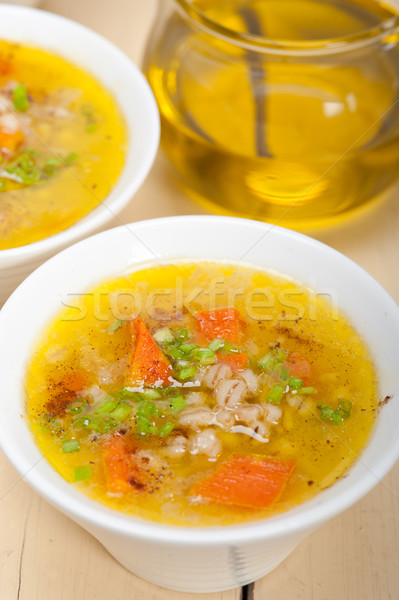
12,83 -> 29,112
258,351 -> 277,370
65,152 -> 78,165
119,387 -> 139,399
138,389 -> 162,401
268,384 -> 285,404
0,129 -> 24,153
191,348 -> 217,365
153,327 -> 174,344
62,440 -> 80,453
159,422 -> 175,437
176,365 -> 196,380
164,346 -> 184,360
126,317 -> 172,387
94,397 -> 119,415
179,343 -> 198,354
169,395 -> 186,413
284,353 -> 312,385
192,454 -> 296,508
74,465 -> 92,482
217,352 -> 248,371
107,319 -> 123,333
279,366 -> 290,381
196,308 -> 245,344
288,376 -> 303,389
258,348 -> 287,372
301,386 -> 317,395
102,435 -> 141,493
317,399 -> 352,424
66,400 -> 87,414
110,403 -> 133,422
175,327 -> 190,341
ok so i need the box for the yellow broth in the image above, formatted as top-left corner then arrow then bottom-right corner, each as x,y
0,40 -> 126,249
26,262 -> 378,526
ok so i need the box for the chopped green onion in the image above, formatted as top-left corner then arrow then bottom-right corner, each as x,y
179,344 -> 198,354
191,348 -> 216,366
208,338 -> 226,352
118,387 -> 139,399
176,365 -> 196,380
73,415 -> 118,433
338,399 -> 352,417
110,403 -> 132,422
74,465 -> 92,481
62,440 -> 80,453
159,422 -> 175,437
164,346 -> 184,360
288,376 -> 303,389
301,386 -> 317,395
276,348 -> 288,362
175,327 -> 190,341
258,352 -> 277,370
208,338 -> 240,354
86,123 -> 98,133
136,400 -> 159,418
66,400 -> 87,414
40,413 -> 62,435
267,384 -> 285,404
42,157 -> 63,177
107,319 -> 123,333
94,397 -> 119,415
138,389 -> 162,401
153,327 -> 174,344
279,366 -> 290,381
317,400 -> 352,425
65,152 -> 78,165
136,413 -> 157,437
13,83 -> 29,112
169,395 -> 186,413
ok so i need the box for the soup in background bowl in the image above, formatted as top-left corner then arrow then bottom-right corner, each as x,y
0,216 -> 398,593
0,5 -> 159,302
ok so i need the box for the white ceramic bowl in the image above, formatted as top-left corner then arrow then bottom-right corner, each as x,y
0,216 -> 399,593
0,4 -> 160,303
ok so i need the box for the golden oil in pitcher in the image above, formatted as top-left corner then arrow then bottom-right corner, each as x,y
145,0 -> 399,227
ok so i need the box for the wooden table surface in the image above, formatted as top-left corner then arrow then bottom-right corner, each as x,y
1,1 -> 398,598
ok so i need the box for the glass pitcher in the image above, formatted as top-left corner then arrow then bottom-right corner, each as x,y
144,0 -> 399,228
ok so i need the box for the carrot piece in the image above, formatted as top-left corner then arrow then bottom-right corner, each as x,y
196,308 -> 245,344
0,129 -> 24,153
102,435 -> 142,494
284,352 -> 312,385
192,454 -> 296,508
126,317 -> 172,387
218,352 -> 248,372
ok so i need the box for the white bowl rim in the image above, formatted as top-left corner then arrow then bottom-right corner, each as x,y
0,3 -> 160,265
0,215 -> 399,547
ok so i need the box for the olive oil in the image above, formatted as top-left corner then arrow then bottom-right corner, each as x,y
146,0 -> 399,227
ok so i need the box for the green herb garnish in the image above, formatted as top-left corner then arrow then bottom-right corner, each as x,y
13,83 -> 29,112
74,465 -> 92,481
62,440 -> 80,453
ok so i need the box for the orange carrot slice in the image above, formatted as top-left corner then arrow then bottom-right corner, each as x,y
126,317 -> 172,387
0,129 -> 24,153
196,308 -> 245,344
218,352 -> 248,372
102,435 -> 142,494
193,454 -> 296,508
284,352 -> 312,385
